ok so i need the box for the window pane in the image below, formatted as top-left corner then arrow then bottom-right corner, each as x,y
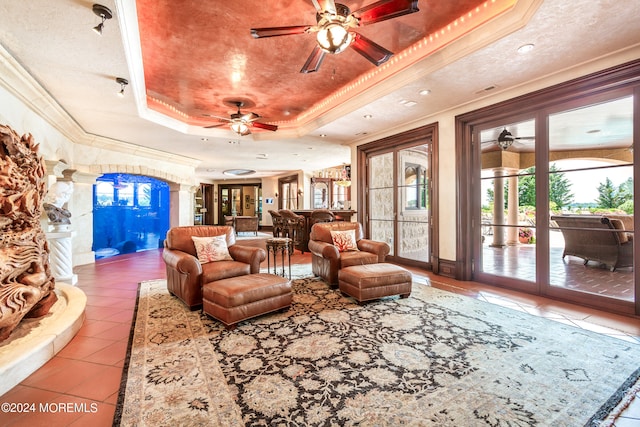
548,96 -> 634,300
95,181 -> 114,206
479,119 -> 536,282
137,183 -> 151,207
116,183 -> 134,206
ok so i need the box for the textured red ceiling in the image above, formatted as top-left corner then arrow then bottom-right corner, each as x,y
136,0 -> 487,127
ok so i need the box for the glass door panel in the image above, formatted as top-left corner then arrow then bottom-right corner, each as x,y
368,152 -> 394,255
397,145 -> 430,262
312,180 -> 330,209
220,188 -> 231,217
548,96 -> 634,301
478,119 -> 536,283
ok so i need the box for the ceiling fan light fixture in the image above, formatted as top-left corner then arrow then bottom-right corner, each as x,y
497,129 -> 514,150
316,23 -> 352,54
497,140 -> 513,150
230,121 -> 249,136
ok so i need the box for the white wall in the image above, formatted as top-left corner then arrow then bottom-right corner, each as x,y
0,60 -> 198,266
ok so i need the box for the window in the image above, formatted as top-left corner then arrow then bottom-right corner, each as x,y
95,181 -> 114,206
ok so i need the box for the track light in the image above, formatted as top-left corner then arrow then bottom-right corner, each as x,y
116,77 -> 128,97
92,4 -> 113,35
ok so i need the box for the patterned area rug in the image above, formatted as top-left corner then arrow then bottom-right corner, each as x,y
114,276 -> 640,426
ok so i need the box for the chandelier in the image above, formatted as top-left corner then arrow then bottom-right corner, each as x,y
335,165 -> 351,187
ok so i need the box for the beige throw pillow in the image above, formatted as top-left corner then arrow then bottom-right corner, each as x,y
191,235 -> 233,263
330,229 -> 359,252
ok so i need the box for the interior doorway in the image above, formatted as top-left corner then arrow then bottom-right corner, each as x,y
218,184 -> 262,224
93,173 -> 170,259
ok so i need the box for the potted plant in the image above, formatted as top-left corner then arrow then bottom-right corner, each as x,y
519,227 -> 534,244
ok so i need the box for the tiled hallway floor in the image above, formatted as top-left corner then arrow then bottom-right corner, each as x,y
1,249 -> 640,426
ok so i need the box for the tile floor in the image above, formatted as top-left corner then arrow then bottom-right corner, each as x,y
1,248 -> 640,426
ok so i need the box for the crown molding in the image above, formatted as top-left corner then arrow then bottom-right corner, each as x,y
0,43 -> 200,168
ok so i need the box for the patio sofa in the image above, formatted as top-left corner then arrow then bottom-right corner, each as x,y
550,215 -> 633,272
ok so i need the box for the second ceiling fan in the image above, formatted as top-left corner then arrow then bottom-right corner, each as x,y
204,101 -> 278,136
482,128 -> 535,151
251,0 -> 419,73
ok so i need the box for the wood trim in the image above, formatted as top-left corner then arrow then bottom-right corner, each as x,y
434,257 -> 456,279
455,58 -> 640,314
357,123 -> 438,270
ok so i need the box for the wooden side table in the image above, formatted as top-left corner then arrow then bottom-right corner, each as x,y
266,237 -> 292,279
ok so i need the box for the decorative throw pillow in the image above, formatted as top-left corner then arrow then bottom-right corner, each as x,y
330,229 -> 359,252
191,235 -> 233,263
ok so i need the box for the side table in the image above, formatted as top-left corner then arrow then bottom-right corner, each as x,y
266,237 -> 292,279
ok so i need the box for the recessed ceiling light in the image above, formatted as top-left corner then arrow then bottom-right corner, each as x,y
200,137 -> 208,141
475,85 -> 498,94
223,169 -> 255,176
419,89 -> 431,96
402,101 -> 417,107
517,43 -> 534,54
319,134 -> 326,138
363,114 -> 373,119
586,129 -> 601,134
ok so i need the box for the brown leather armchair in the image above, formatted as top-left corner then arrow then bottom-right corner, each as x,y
308,222 -> 390,286
162,225 -> 266,309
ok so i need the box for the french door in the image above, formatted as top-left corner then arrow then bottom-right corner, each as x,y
361,125 -> 435,269
459,62 -> 639,315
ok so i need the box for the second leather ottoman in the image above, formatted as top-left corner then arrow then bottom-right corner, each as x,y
202,273 -> 292,329
338,263 -> 412,303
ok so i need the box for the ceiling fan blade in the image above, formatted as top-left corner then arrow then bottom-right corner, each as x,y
250,25 -> 311,38
204,123 -> 227,129
252,122 -> 278,132
242,112 -> 260,122
353,0 -> 419,25
350,32 -> 393,66
312,0 -> 337,15
514,136 -> 536,140
203,114 -> 232,122
300,45 -> 327,73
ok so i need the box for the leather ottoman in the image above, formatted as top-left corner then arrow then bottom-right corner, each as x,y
202,273 -> 292,329
338,263 -> 412,303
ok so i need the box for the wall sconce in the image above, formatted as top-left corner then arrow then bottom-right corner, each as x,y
298,188 -> 304,197
275,192 -> 279,198
92,4 -> 113,35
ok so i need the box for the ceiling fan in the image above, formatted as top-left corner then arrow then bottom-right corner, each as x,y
250,0 -> 419,73
204,101 -> 278,136
483,128 -> 535,150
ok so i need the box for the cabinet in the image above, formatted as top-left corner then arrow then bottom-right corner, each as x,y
194,186 -> 204,225
194,184 -> 214,225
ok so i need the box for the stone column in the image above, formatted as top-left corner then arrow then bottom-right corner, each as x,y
46,230 -> 78,285
506,172 -> 519,245
64,169 -> 99,266
169,183 -> 196,227
490,168 -> 506,248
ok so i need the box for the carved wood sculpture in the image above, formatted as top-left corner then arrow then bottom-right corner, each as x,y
0,124 -> 56,342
